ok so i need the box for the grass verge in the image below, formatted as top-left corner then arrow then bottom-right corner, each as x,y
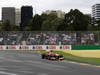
33,50 -> 100,66
54,51 -> 100,66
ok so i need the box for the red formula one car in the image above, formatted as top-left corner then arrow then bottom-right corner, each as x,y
41,50 -> 64,60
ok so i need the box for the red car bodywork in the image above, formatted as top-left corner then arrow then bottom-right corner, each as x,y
41,51 -> 64,60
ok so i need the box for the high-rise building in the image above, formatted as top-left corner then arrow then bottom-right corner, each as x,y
43,10 -> 65,19
2,7 -> 15,25
15,9 -> 21,26
92,4 -> 100,21
21,6 -> 33,29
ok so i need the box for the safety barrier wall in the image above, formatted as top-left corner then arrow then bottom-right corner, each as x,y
72,45 -> 100,50
1,45 -> 100,50
0,45 -> 71,50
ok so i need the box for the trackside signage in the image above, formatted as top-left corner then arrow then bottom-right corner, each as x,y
34,45 -> 43,50
0,45 -> 71,50
19,45 -> 30,50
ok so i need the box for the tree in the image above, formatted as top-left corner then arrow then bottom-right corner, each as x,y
95,20 -> 100,30
41,20 -> 52,31
31,14 -> 42,31
41,14 -> 62,31
64,9 -> 90,31
2,20 -> 12,31
52,18 -> 64,31
0,20 -> 20,31
89,18 -> 100,31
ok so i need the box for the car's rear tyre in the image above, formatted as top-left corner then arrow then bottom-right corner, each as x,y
41,55 -> 45,59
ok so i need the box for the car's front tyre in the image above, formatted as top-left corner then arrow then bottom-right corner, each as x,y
41,55 -> 45,59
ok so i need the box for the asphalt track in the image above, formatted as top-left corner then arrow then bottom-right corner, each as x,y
0,51 -> 99,75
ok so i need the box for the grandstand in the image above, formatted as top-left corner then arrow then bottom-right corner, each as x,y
0,31 -> 99,45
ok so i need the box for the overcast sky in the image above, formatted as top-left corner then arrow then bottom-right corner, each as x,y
0,0 -> 100,19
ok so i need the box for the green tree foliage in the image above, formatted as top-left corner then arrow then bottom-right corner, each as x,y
41,14 -> 64,31
2,20 -> 12,31
31,14 -> 42,31
41,14 -> 48,21
41,14 -> 57,31
23,19 -> 33,31
89,18 -> 100,31
0,9 -> 95,31
0,20 -> 19,31
52,18 -> 64,30
64,9 -> 90,31
24,9 -> 91,31
95,20 -> 100,30
41,20 -> 52,31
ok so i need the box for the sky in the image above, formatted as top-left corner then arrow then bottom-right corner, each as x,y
0,0 -> 100,20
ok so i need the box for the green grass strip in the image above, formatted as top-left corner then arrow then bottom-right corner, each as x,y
53,51 -> 100,66
33,50 -> 100,66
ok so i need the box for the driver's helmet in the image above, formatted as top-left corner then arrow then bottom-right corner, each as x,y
47,50 -> 53,53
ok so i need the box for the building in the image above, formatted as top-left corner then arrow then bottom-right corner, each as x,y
43,10 -> 65,19
15,9 -> 21,26
2,7 -> 16,25
21,6 -> 33,29
92,4 -> 100,21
